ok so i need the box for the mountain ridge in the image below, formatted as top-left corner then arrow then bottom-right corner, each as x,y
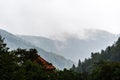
18,29 -> 118,62
0,29 -> 74,69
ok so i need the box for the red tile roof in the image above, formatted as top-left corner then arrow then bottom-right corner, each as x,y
34,55 -> 56,71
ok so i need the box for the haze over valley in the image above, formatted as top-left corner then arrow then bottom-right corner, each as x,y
0,0 -> 120,70
0,29 -> 118,64
1,0 -> 120,79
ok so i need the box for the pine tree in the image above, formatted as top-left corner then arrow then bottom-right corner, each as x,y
77,59 -> 82,73
0,35 -> 9,54
78,59 -> 82,67
0,35 -> 16,80
71,64 -> 76,71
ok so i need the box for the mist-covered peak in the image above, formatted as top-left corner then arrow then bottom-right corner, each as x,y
19,29 -> 118,62
0,29 -> 74,69
49,29 -> 117,41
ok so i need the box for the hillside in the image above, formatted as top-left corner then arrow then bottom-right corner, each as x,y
72,36 -> 120,73
0,29 -> 74,69
0,29 -> 120,80
18,29 -> 118,62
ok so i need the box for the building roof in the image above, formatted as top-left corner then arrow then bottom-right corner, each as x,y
34,54 -> 56,71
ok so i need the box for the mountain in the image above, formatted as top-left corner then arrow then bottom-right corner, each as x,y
0,29 -> 74,69
18,29 -> 118,62
72,36 -> 120,73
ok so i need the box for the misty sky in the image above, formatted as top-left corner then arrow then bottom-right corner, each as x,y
0,0 -> 120,38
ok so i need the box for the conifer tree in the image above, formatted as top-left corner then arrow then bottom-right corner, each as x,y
0,35 -> 9,54
77,59 -> 82,73
71,64 -> 76,71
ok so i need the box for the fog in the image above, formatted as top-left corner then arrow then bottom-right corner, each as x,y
0,0 -> 120,38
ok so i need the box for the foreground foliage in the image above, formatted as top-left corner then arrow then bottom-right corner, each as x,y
0,35 -> 83,80
0,35 -> 120,80
72,37 -> 120,80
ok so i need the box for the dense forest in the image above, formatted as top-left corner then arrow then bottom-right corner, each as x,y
71,37 -> 120,80
0,35 -> 120,80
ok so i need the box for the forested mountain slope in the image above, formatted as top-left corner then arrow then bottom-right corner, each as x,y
19,29 -> 118,62
0,29 -> 74,69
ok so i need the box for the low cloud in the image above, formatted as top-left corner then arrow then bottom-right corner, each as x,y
0,0 -> 120,38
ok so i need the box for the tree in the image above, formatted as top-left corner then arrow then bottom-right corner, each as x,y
77,59 -> 82,73
0,35 -> 17,80
70,64 -> 76,71
0,35 -> 9,54
90,61 -> 120,80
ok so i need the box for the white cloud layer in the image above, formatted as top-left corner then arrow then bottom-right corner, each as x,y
0,0 -> 120,38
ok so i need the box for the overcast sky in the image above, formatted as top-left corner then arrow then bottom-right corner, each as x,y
0,0 -> 120,38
